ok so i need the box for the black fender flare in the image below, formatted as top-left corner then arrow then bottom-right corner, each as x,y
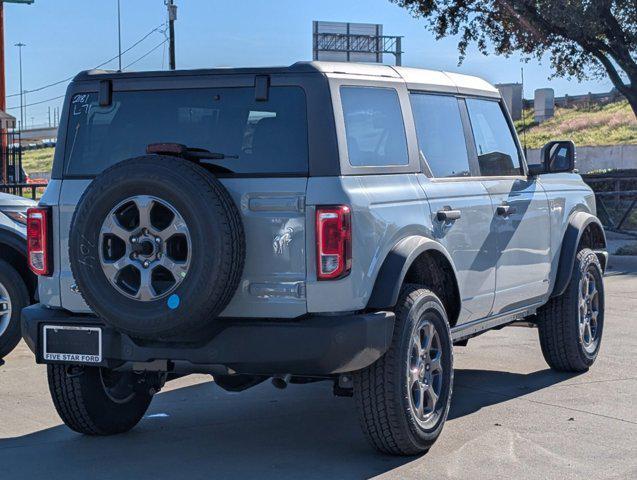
0,226 -> 27,257
552,211 -> 607,298
367,235 -> 458,309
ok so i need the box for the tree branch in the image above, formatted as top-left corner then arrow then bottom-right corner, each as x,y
588,47 -> 631,96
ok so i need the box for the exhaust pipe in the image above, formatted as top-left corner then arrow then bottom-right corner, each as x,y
271,374 -> 292,389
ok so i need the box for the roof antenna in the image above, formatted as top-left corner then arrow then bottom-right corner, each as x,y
521,66 -> 528,157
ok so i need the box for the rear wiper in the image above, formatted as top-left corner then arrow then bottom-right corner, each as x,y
147,143 -> 238,160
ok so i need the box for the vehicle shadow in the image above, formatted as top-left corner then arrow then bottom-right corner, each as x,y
0,367 -> 580,480
449,368 -> 582,420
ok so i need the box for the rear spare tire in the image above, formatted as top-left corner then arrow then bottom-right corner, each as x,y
69,155 -> 245,340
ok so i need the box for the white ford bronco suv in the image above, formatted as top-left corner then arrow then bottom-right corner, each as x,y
22,62 -> 607,455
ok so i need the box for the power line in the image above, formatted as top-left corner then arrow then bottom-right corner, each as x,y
6,94 -> 65,111
7,33 -> 170,111
123,38 -> 168,70
6,23 -> 165,99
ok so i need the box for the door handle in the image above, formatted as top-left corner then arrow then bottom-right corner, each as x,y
496,204 -> 517,217
437,208 -> 462,222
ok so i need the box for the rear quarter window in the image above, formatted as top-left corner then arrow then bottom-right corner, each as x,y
64,86 -> 308,176
340,86 -> 409,167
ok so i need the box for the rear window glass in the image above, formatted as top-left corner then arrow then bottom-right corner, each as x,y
410,93 -> 471,178
340,86 -> 409,167
64,86 -> 308,176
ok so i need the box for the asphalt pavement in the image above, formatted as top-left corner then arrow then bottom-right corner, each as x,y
1,256 -> 635,480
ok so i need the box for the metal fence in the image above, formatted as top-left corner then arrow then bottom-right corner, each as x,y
1,130 -> 48,200
1,129 -> 25,184
582,172 -> 637,235
0,182 -> 48,200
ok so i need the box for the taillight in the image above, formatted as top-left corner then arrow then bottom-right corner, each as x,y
316,205 -> 352,280
27,207 -> 52,276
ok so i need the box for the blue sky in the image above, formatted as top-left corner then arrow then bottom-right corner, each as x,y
5,0 -> 612,127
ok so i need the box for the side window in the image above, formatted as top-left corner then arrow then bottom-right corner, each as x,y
340,86 -> 409,167
410,93 -> 471,178
465,98 -> 522,176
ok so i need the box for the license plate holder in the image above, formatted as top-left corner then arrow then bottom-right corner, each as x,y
42,325 -> 102,364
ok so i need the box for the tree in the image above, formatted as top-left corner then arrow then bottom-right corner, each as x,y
392,0 -> 637,117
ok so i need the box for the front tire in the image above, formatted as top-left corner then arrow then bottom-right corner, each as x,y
353,285 -> 453,456
47,365 -> 154,435
537,248 -> 604,372
0,259 -> 30,359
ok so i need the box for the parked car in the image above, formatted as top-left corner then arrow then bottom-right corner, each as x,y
22,62 -> 606,455
0,192 -> 36,359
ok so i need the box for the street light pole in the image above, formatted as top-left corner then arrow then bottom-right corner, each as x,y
117,0 -> 122,71
14,42 -> 25,130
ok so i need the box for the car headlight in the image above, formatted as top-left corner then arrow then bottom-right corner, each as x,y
0,208 -> 28,226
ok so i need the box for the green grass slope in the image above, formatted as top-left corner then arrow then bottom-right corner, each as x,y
515,100 -> 637,149
21,147 -> 55,174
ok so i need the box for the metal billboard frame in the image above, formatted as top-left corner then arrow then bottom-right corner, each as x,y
312,21 -> 403,66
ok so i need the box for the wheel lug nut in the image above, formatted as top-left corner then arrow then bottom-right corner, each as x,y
131,237 -> 138,244
155,237 -> 161,244
143,261 -> 150,268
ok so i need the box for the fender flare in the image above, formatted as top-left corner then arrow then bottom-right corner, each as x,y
552,211 -> 607,298
0,226 -> 27,257
367,235 -> 458,309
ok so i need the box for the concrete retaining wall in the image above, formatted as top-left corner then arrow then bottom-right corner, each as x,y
526,144 -> 637,174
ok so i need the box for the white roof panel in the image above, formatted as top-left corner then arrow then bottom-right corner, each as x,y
443,71 -> 500,98
309,62 -> 500,98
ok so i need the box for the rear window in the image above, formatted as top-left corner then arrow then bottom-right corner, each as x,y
64,86 -> 308,176
410,93 -> 471,178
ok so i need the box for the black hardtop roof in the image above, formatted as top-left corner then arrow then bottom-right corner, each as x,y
71,62 -> 322,82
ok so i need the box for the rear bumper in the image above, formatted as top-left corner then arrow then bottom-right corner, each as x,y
22,304 -> 395,375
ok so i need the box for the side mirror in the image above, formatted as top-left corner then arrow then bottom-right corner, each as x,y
537,140 -> 576,174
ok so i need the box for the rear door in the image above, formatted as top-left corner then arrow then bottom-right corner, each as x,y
411,92 -> 497,324
56,77 -> 309,318
464,98 -> 551,313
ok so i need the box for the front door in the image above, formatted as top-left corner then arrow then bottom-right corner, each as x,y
482,178 -> 551,313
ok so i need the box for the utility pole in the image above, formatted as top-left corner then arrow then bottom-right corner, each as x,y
0,2 -> 5,185
117,0 -> 122,71
1,1 -> 34,184
166,0 -> 176,70
0,2 -> 5,116
15,42 -> 25,130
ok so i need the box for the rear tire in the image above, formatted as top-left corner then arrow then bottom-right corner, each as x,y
0,259 -> 30,359
47,365 -> 153,435
537,248 -> 604,372
353,285 -> 453,456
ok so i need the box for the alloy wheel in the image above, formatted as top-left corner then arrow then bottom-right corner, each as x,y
579,269 -> 600,354
407,316 -> 444,428
0,282 -> 12,337
99,195 -> 192,302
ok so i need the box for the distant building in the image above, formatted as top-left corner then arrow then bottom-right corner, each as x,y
496,83 -> 523,121
534,88 -> 555,123
0,109 -> 16,184
0,109 -> 16,130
